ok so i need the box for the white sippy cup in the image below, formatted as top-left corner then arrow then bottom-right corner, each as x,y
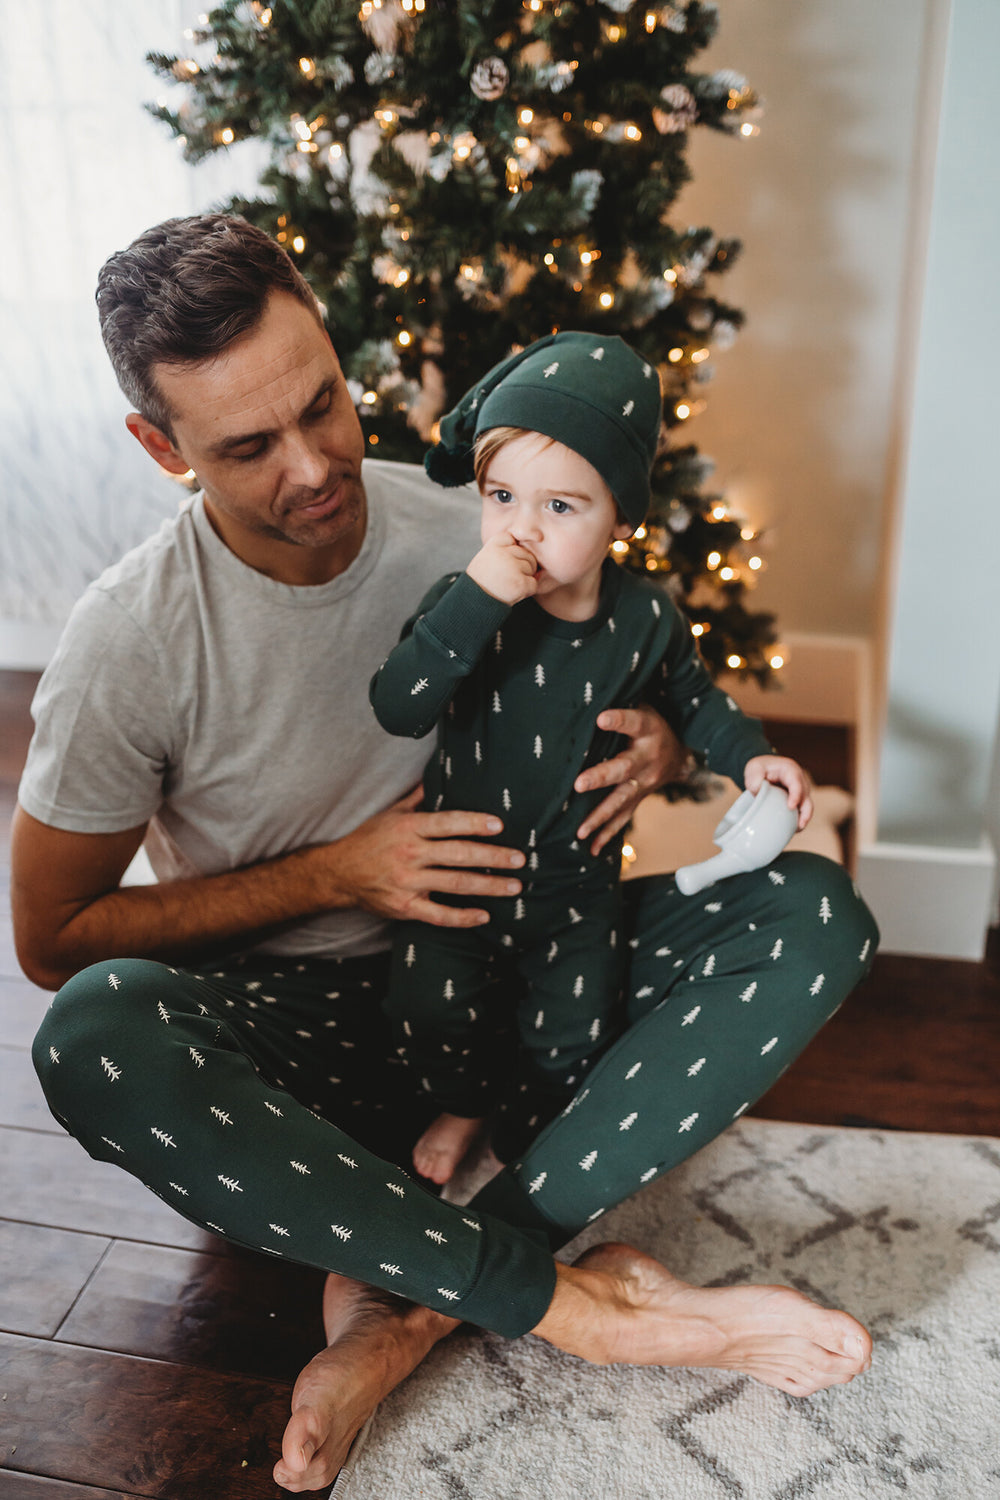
675,780 -> 799,896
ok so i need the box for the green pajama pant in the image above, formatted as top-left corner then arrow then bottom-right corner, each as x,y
387,874 -> 623,1158
32,853 -> 877,1340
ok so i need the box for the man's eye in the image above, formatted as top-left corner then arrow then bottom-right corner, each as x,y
232,443 -> 267,463
306,392 -> 334,421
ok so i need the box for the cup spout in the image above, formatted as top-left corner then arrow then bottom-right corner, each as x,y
675,849 -> 742,896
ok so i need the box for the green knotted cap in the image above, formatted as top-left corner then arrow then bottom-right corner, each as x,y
425,331 -> 662,527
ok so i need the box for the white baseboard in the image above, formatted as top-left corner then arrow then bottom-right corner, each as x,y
0,618 -> 65,671
856,836 -> 997,961
731,632 -> 870,726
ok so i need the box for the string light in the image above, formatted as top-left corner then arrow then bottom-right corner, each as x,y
219,127 -> 235,144
748,556 -> 763,571
645,11 -> 657,30
727,653 -> 744,669
668,347 -> 683,363
519,108 -> 534,125
299,57 -> 316,79
397,329 -> 412,346
740,527 -> 755,540
611,540 -> 630,555
622,842 -> 637,864
706,551 -> 721,569
675,402 -> 691,419
328,143 -> 343,162
770,653 -> 785,669
740,122 -> 758,137
719,566 -> 735,581
598,291 -> 614,308
362,390 -> 377,404
624,124 -> 642,142
690,623 -> 705,637
633,525 -> 647,539
663,268 -> 678,283
711,504 -> 727,520
291,235 -> 306,253
544,253 -> 555,265
691,348 -> 710,363
368,433 -> 380,445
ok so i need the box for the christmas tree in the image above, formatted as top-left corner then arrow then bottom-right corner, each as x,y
148,0 -> 780,684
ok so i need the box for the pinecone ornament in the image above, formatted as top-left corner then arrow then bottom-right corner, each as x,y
470,57 -> 509,101
653,82 -> 698,134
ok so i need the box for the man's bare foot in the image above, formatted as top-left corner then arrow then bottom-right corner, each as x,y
273,1273 -> 458,1493
413,1112 -> 484,1185
532,1242 -> 872,1398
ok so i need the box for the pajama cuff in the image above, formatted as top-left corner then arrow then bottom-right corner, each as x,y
455,1210 -> 558,1338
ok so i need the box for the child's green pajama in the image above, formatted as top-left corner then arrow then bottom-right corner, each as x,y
370,558 -> 774,1155
31,853 -> 878,1334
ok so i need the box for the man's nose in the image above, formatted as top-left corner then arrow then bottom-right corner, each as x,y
283,434 -> 328,489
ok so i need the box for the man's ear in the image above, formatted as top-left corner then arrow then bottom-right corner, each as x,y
125,413 -> 193,477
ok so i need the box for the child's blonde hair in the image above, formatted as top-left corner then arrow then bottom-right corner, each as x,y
472,426 -> 550,488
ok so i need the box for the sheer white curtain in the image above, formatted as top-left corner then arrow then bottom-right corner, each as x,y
0,0 -> 266,663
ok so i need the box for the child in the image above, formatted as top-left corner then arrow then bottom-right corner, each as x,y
369,331 -> 810,1184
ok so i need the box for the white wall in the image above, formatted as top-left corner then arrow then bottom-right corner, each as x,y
0,0 -> 265,659
857,0 -> 1000,958
677,0 -> 932,641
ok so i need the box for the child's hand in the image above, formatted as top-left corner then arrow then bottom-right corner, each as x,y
466,533 -> 539,605
743,755 -> 814,831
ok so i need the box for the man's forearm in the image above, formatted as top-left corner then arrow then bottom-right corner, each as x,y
19,841 -> 348,990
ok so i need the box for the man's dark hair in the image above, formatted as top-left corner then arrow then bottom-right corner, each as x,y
96,214 -> 321,441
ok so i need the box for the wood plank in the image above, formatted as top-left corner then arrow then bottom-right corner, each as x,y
0,1333 -> 290,1500
56,1241 -> 325,1381
0,1221 -> 110,1338
0,1473 -> 144,1499
0,977 -> 51,1049
0,1047 -> 66,1133
0,1129 -> 214,1251
755,939 -> 1000,1135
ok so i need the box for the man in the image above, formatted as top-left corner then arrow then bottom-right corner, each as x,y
13,216 -> 876,1494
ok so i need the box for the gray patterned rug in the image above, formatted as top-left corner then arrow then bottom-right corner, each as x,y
332,1119 -> 1000,1499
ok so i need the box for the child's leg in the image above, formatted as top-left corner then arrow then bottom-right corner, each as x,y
491,883 -> 624,1162
472,853 -> 879,1244
387,921 -> 513,1181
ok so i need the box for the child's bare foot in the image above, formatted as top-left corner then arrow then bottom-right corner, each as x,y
533,1242 -> 872,1397
413,1112 -> 484,1184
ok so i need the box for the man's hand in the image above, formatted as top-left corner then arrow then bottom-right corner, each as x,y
743,754 -> 814,830
574,706 -> 690,855
466,534 -> 539,605
328,786 -> 524,927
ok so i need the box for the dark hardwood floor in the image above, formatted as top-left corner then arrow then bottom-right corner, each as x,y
1,668 -> 998,1497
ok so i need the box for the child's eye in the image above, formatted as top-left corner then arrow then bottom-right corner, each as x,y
490,488 -> 514,504
548,498 -> 572,515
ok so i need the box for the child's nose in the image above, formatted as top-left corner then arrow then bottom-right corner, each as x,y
511,514 -> 542,543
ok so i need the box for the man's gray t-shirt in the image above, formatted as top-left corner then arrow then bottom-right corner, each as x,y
19,459 -> 482,959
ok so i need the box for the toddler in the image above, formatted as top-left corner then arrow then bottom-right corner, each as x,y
369,332 -> 810,1183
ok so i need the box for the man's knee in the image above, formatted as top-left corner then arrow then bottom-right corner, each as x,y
776,852 -> 879,961
32,957 -> 188,1128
